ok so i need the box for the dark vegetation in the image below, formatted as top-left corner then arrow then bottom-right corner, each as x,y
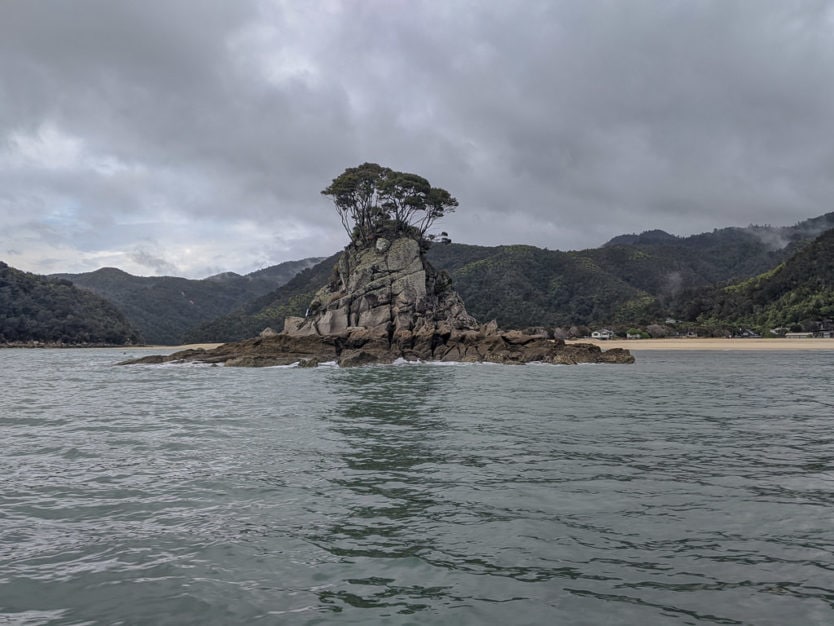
321,162 -> 457,244
7,209 -> 834,344
54,258 -> 321,345
183,254 -> 341,343
0,262 -> 140,345
674,227 -> 834,334
185,213 -> 834,341
432,244 -> 653,328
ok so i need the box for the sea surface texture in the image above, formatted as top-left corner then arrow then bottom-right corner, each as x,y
1,348 -> 832,625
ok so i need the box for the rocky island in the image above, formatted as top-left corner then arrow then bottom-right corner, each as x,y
121,163 -> 632,367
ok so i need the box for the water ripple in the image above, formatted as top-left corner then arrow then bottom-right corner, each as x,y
0,348 -> 833,624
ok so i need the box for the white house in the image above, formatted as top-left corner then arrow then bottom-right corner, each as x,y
591,329 -> 615,340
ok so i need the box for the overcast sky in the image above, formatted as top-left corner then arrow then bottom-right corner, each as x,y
2,0 -> 834,278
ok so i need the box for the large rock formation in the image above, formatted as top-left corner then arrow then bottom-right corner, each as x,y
285,237 -> 477,338
121,235 -> 633,367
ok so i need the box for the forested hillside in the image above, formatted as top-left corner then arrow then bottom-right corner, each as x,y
432,244 -> 655,328
39,213 -> 833,344
56,258 -> 321,345
675,228 -> 834,333
0,262 -> 140,345
183,254 -> 341,343
186,245 -> 655,341
185,215 -> 834,341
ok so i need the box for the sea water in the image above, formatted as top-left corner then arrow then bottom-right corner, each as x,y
0,348 -> 832,625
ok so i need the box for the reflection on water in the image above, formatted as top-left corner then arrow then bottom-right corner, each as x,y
0,351 -> 833,624
312,366 -> 455,613
303,360 -> 834,622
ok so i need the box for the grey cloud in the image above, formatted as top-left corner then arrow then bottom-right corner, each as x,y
127,249 -> 178,276
2,0 -> 834,277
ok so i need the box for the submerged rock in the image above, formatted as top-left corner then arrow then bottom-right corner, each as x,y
120,235 -> 633,367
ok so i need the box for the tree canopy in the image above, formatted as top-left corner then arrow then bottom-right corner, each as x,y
321,163 -> 458,244
0,261 -> 141,345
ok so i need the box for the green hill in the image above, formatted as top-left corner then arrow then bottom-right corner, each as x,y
148,213 -> 834,342
183,254 -> 341,343
55,258 -> 322,345
591,215 -> 834,292
185,244 -> 655,341
432,244 -> 654,328
678,228 -> 834,333
0,262 -> 140,345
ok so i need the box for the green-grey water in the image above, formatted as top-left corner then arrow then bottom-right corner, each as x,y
0,348 -> 832,625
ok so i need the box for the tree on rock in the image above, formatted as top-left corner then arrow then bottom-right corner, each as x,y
321,163 -> 458,244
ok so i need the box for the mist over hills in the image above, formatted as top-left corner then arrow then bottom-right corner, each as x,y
185,213 -> 834,341
605,212 -> 834,251
7,213 -> 832,346
672,227 -> 834,333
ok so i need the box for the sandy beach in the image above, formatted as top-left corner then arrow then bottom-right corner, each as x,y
573,338 -> 834,351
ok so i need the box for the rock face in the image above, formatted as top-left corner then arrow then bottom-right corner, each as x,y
285,237 -> 477,338
120,235 -> 634,367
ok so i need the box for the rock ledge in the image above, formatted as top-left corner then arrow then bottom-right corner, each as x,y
120,327 -> 634,367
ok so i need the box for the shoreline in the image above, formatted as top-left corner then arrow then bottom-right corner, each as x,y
0,343 -> 225,351
139,338 -> 834,353
571,338 -> 834,351
6,339 -> 832,353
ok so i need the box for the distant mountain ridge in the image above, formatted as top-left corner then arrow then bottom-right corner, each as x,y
184,212 -> 834,341
183,254 -> 342,343
604,229 -> 680,247
54,258 -> 322,345
1,262 -> 140,345
18,212 -> 832,345
604,213 -> 834,251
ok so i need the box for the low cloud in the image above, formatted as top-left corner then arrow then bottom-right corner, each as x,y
2,1 -> 834,277
127,249 -> 178,276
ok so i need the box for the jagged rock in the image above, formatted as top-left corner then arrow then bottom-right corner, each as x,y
120,235 -> 633,367
118,354 -> 167,365
259,327 -> 279,337
339,348 -> 394,368
482,320 -> 500,336
120,327 -> 634,367
282,316 -> 314,336
595,347 -> 634,364
226,355 -> 298,367
289,236 -> 478,339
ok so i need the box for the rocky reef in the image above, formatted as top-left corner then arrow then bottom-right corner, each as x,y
121,236 -> 633,367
